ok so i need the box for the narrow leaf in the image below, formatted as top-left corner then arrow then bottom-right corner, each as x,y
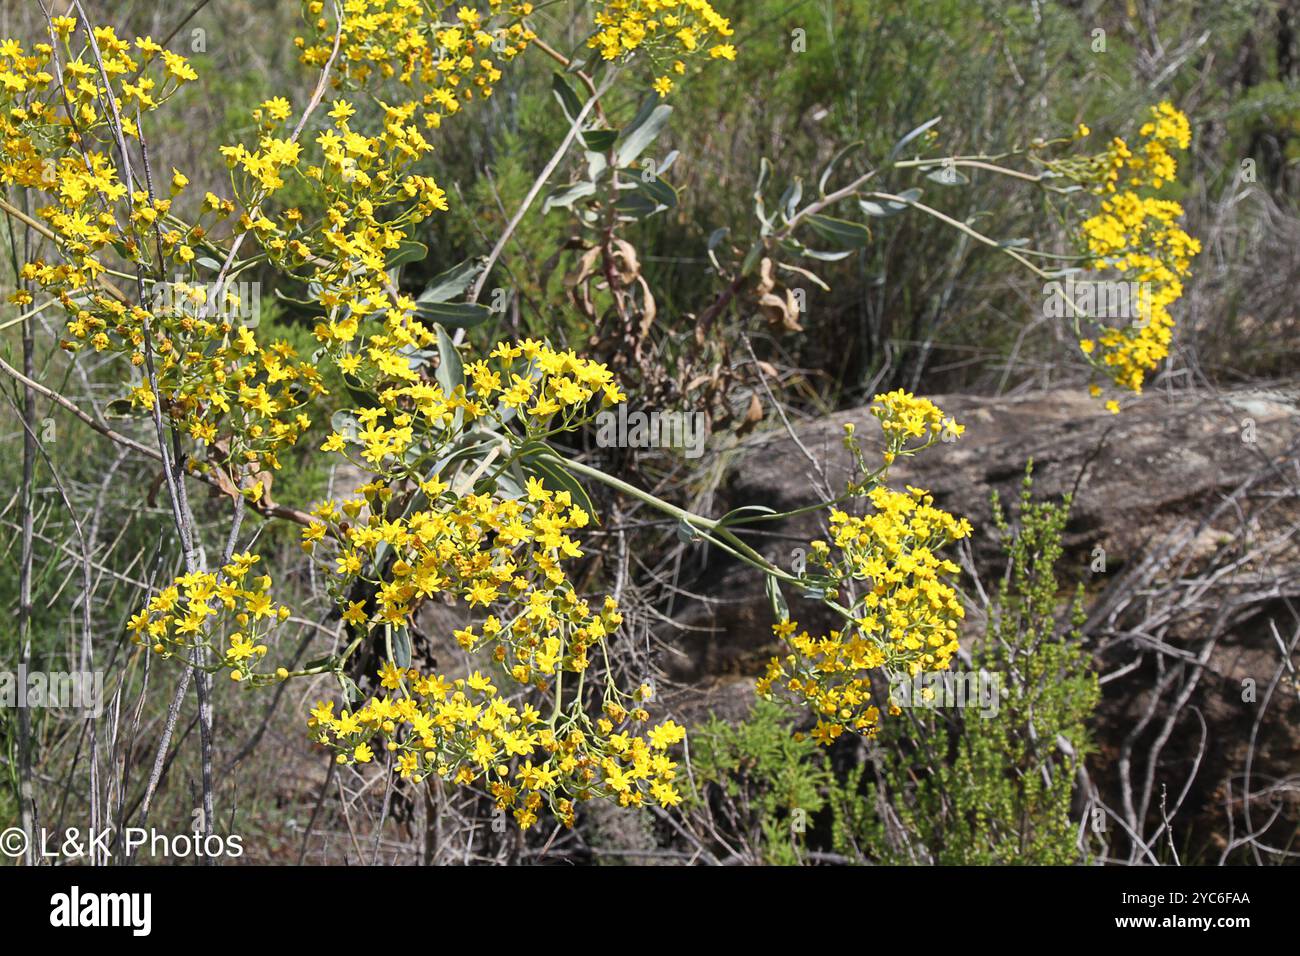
387,239 -> 427,268
807,213 -> 871,249
415,300 -> 492,329
417,258 -> 482,304
615,103 -> 672,167
582,128 -> 618,151
551,72 -> 584,122
887,115 -> 942,164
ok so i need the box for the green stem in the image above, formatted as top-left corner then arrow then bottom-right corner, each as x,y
544,453 -> 802,587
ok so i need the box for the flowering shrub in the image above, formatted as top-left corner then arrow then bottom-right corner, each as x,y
588,0 -> 736,96
309,668 -> 688,826
758,391 -> 971,744
1075,105 -> 1199,404
1005,103 -> 1196,413
0,2 -> 1196,834
127,552 -> 293,680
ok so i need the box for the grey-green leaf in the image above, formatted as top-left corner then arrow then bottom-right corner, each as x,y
807,214 -> 870,249
755,156 -> 772,198
551,72 -> 584,122
926,167 -> 969,186
818,140 -> 863,196
887,115 -> 942,164
859,188 -> 921,218
615,190 -> 661,219
391,627 -> 412,669
387,240 -> 427,268
615,103 -> 672,168
418,258 -> 482,304
415,300 -> 492,329
765,575 -> 789,621
635,174 -> 677,209
582,128 -> 618,152
779,177 -> 803,221
435,324 -> 463,396
543,181 -> 598,214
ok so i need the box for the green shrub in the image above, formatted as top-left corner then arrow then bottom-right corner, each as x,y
686,465 -> 1099,864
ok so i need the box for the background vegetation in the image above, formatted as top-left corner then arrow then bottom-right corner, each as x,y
2,0 -> 1297,865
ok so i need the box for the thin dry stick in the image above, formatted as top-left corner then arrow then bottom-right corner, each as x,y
0,352 -> 317,525
14,266 -> 37,866
466,69 -> 618,310
75,8 -> 222,858
0,354 -> 160,459
297,759 -> 337,866
135,669 -> 193,832
9,406 -> 102,859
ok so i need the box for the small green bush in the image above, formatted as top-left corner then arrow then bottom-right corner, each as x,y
687,465 -> 1099,864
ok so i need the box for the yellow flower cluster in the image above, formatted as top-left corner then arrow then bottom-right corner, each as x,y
127,553 -> 293,683
869,388 -> 962,444
219,94 -> 449,387
311,665 -> 685,828
304,476 -> 617,688
1102,101 -> 1190,191
319,339 -> 626,471
296,1 -> 534,125
296,323 -> 674,824
1,22 -> 327,479
0,23 -> 196,254
4,7 -> 694,830
464,339 -> 627,426
1075,103 -> 1200,404
759,397 -> 972,745
226,7 -> 534,410
589,0 -> 737,97
844,389 -> 963,475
